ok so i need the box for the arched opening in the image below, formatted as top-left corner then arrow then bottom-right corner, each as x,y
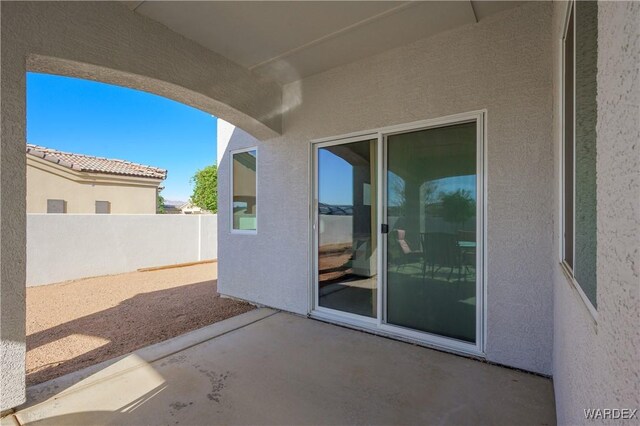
24,71 -> 256,388
27,55 -> 281,141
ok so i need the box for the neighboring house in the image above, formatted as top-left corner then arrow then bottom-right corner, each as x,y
26,144 -> 167,214
162,200 -> 210,214
162,200 -> 185,214
178,201 -> 208,214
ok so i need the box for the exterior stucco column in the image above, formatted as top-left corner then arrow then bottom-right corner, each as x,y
0,1 -> 28,410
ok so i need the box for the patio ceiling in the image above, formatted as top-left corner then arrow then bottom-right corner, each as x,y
124,1 -> 526,85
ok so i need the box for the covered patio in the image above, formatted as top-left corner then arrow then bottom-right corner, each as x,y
4,309 -> 555,425
1,1 -> 637,423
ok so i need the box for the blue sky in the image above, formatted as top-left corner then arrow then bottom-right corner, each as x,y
318,149 -> 354,205
27,72 -> 217,201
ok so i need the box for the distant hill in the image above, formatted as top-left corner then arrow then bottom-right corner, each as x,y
164,200 -> 187,208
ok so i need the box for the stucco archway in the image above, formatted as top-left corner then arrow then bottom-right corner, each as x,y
0,0 -> 283,411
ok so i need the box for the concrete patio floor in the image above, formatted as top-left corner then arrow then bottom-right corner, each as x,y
3,308 -> 556,425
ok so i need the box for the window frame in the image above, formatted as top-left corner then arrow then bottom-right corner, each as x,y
230,146 -> 258,235
560,0 -> 598,320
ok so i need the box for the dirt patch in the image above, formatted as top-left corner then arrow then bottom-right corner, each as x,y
26,262 -> 254,386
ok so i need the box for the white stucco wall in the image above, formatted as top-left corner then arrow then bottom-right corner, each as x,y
219,2 -> 555,375
0,1 -> 281,410
551,2 -> 640,423
26,214 -> 217,287
216,119 -> 235,167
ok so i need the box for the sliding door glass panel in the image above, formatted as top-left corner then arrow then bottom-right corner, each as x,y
317,140 -> 377,318
386,122 -> 476,343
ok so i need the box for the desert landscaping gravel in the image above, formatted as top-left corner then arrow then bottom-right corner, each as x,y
26,262 -> 254,386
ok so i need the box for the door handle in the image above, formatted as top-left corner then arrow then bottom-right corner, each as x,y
381,224 -> 389,234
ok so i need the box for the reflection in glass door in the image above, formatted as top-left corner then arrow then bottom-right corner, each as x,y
385,122 -> 478,343
316,139 -> 377,318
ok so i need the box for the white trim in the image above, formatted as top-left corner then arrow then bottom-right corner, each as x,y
561,261 -> 598,321
572,1 -> 577,274
310,142 -> 318,314
310,110 -> 487,145
310,310 -> 482,358
309,110 -> 487,357
230,146 -> 258,235
479,111 -> 488,354
376,133 -> 384,328
307,139 -> 315,314
378,323 -> 482,357
314,306 -> 378,325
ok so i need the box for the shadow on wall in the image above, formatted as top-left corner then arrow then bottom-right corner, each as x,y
26,279 -> 252,388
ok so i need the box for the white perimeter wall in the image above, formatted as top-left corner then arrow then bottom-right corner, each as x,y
219,2 -> 555,375
27,214 -> 217,287
318,216 -> 352,246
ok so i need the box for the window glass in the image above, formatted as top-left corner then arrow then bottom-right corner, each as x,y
386,122 -> 477,343
232,150 -> 257,231
574,0 -> 597,307
564,1 -> 597,308
317,140 -> 377,317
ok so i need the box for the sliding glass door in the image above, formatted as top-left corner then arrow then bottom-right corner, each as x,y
385,122 -> 478,344
312,113 -> 483,353
315,138 -> 378,318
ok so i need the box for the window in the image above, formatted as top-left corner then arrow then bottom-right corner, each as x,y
95,201 -> 111,214
231,148 -> 257,232
47,199 -> 66,214
562,1 -> 597,310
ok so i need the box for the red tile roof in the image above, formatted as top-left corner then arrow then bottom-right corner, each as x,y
26,144 -> 167,180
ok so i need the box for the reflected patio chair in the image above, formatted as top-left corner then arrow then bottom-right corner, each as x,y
420,232 -> 460,281
393,229 -> 422,272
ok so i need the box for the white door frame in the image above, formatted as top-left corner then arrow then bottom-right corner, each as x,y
309,110 -> 487,357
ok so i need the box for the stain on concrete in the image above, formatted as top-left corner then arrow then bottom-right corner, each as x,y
159,354 -> 187,368
169,401 -> 189,411
197,368 -> 230,403
168,400 -> 194,418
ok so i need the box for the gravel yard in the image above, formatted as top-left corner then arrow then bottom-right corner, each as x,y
26,262 -> 254,386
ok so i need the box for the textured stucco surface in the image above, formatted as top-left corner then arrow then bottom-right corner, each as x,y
0,1 -> 280,410
552,1 -> 640,423
219,2 -> 556,375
